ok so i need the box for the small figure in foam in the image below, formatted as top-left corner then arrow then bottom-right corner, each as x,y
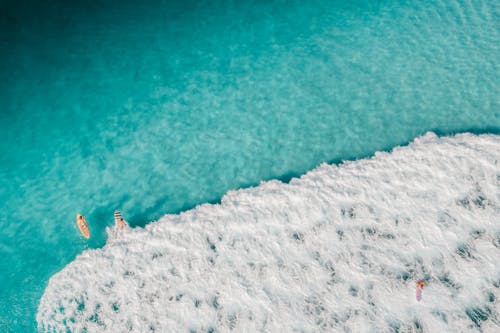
114,210 -> 128,230
416,279 -> 426,301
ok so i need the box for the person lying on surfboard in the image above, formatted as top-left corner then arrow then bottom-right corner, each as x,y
76,214 -> 90,239
114,210 -> 128,230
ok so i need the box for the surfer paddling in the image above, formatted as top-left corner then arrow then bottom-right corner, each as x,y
114,210 -> 128,230
76,214 -> 90,239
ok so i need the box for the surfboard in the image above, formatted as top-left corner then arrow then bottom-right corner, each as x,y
76,214 -> 90,239
114,210 -> 128,230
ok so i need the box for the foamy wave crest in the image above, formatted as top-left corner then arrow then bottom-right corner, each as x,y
38,133 -> 500,332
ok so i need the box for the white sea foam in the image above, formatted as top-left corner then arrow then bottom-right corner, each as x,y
37,132 -> 500,332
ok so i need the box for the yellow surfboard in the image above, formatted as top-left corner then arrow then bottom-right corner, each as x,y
76,214 -> 90,239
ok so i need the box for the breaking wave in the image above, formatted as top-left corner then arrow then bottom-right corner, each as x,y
37,132 -> 500,332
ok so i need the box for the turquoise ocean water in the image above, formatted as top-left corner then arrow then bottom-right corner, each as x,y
0,0 -> 498,330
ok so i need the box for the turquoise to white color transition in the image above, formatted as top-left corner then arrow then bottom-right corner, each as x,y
0,0 -> 498,331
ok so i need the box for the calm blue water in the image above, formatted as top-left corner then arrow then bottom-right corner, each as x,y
0,0 -> 498,330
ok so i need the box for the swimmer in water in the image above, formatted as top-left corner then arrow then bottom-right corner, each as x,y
416,279 -> 426,301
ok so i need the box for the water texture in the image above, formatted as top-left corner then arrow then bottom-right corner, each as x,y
38,133 -> 500,332
0,0 -> 499,331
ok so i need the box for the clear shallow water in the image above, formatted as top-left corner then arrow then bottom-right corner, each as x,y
0,0 -> 499,331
